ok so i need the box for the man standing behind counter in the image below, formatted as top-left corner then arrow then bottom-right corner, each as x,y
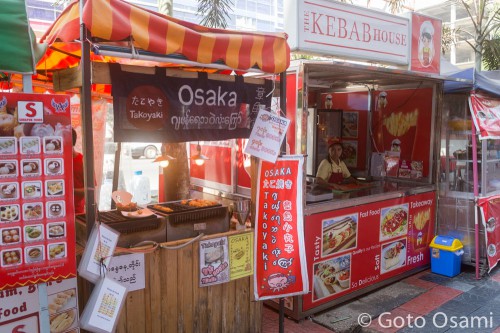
316,142 -> 357,190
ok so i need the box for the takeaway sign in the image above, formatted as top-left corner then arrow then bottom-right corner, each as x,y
285,0 -> 410,65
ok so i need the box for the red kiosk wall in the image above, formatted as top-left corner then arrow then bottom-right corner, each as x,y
236,139 -> 251,189
302,191 -> 435,311
189,143 -> 232,185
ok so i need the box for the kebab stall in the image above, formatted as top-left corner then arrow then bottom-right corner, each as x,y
252,0 -> 446,319
36,0 -> 289,331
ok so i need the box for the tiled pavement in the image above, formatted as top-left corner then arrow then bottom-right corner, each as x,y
262,265 -> 500,332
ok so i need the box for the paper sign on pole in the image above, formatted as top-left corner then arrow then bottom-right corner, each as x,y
244,109 -> 290,163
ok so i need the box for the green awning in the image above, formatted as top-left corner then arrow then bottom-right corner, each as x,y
0,0 -> 46,74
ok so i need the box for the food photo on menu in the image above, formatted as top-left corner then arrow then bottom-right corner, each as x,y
23,202 -> 44,220
21,159 -> 41,177
0,160 -> 17,177
380,238 -> 407,274
45,158 -> 63,175
0,137 -> 17,155
24,224 -> 44,242
312,253 -> 352,301
379,204 -> 409,241
1,226 -> 21,245
22,180 -> 42,199
50,308 -> 77,333
0,182 -> 19,201
20,136 -> 41,155
47,201 -> 65,218
25,245 -> 44,263
322,214 -> 358,256
43,136 -> 63,154
1,248 -> 22,267
47,222 -> 66,239
48,242 -> 66,260
412,208 -> 431,251
46,180 -> 65,197
0,204 -> 20,222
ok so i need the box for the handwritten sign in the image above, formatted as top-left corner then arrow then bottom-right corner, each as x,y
107,253 -> 145,292
254,155 -> 309,300
244,109 -> 290,163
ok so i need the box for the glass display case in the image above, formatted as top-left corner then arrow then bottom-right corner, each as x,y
438,94 -> 500,270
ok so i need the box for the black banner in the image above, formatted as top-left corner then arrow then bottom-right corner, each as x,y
110,65 -> 273,142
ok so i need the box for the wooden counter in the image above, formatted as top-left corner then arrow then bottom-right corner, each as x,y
77,229 -> 262,333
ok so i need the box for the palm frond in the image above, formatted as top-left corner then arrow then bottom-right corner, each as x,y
197,0 -> 234,29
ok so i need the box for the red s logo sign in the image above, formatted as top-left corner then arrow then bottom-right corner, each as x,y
25,102 -> 37,117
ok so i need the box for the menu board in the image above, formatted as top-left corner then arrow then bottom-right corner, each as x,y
0,92 -> 76,290
302,191 -> 435,311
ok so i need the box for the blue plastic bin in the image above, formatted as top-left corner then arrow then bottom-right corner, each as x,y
429,236 -> 464,277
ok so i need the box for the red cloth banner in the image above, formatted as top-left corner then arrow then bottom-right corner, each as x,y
469,92 -> 500,140
478,195 -> 500,272
0,92 -> 76,290
254,155 -> 308,300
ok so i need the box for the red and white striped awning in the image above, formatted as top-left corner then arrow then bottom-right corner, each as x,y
37,0 -> 290,74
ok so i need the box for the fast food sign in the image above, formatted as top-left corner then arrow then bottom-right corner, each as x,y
254,156 -> 308,300
285,0 -> 410,65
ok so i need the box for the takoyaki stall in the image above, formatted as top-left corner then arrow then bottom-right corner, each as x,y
37,0 -> 289,331
264,0 -> 446,319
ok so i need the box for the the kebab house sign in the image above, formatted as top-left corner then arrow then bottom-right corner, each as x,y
110,65 -> 273,143
285,0 -> 410,65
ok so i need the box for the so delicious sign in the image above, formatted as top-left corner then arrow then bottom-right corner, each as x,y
285,0 -> 410,65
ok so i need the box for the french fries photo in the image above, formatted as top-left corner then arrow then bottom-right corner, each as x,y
383,109 -> 419,137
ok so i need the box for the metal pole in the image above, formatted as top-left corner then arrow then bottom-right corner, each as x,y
80,0 -> 96,237
471,123 -> 480,279
280,71 -> 287,155
279,71 -> 287,333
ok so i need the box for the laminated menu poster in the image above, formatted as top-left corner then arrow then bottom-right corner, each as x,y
0,92 -> 76,290
78,223 -> 120,283
229,232 -> 254,280
80,277 -> 128,333
199,236 -> 230,287
254,155 -> 308,300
